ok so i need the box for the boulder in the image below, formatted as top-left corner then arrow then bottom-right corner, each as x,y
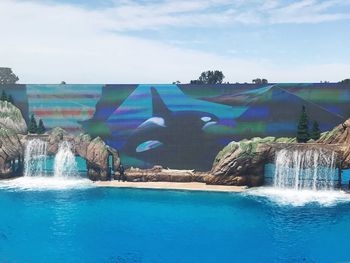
0,127 -> 23,178
86,137 -> 110,181
0,101 -> 27,134
211,137 -> 277,186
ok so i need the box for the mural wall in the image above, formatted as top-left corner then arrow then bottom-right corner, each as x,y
1,83 -> 350,170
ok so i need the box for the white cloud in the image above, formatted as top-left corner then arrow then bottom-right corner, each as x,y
18,0 -> 350,30
0,0 -> 349,83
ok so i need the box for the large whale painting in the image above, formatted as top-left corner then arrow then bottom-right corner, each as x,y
105,85 -> 239,170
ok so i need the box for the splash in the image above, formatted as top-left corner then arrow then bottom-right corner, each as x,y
245,187 -> 350,207
24,139 -> 48,177
3,140 -> 92,191
0,176 -> 92,191
53,141 -> 78,178
247,148 -> 349,206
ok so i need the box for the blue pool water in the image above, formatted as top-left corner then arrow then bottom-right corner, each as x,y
0,181 -> 350,263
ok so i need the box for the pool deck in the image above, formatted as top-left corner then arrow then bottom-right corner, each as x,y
94,181 -> 247,193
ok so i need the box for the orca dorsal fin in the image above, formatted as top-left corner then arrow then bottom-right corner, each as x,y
150,87 -> 170,117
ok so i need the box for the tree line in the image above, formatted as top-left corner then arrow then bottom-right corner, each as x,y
297,106 -> 321,142
28,114 -> 46,134
186,70 -> 269,85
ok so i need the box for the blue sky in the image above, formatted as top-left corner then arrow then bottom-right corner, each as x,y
0,0 -> 349,83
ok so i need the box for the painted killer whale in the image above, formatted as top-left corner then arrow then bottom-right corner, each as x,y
122,87 -> 221,169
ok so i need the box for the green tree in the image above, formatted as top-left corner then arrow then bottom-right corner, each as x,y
190,79 -> 204,84
7,94 -> 14,104
37,119 -> 46,134
310,121 -> 321,141
28,114 -> 38,134
0,68 -> 19,84
0,90 -> 7,101
190,70 -> 225,84
252,78 -> 268,84
340,79 -> 350,85
297,106 -> 310,143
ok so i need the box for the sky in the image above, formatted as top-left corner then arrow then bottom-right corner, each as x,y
0,0 -> 350,83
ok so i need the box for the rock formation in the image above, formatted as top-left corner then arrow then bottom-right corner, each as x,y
41,127 -> 120,181
210,118 -> 350,186
121,166 -> 207,183
0,127 -> 23,178
0,101 -> 26,178
0,101 -> 27,134
0,101 -> 119,181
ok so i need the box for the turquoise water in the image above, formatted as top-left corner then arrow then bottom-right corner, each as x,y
0,183 -> 350,263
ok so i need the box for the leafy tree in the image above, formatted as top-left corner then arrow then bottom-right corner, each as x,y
340,79 -> 350,85
190,79 -> 204,84
0,68 -> 19,84
28,114 -> 38,134
37,119 -> 46,134
190,70 -> 225,84
172,80 -> 181,84
60,81 -> 66,85
252,78 -> 268,85
310,121 -> 321,141
297,106 -> 310,143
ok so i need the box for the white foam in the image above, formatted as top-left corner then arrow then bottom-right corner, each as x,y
245,187 -> 350,207
0,176 -> 93,191
54,141 -> 78,178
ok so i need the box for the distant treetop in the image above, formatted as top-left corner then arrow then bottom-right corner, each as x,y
340,79 -> 350,85
252,78 -> 268,85
190,70 -> 225,84
0,67 -> 19,84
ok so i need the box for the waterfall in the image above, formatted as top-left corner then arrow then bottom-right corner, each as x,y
53,141 -> 78,178
273,148 -> 337,191
24,139 -> 48,177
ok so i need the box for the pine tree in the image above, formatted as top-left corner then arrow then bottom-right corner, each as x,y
297,105 -> 310,143
28,114 -> 38,134
7,94 -> 14,104
37,119 -> 46,134
310,121 -> 321,141
0,90 -> 7,102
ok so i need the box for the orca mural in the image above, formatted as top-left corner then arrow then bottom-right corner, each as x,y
1,83 -> 350,170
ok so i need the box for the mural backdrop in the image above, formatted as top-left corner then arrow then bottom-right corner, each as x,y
1,83 -> 350,170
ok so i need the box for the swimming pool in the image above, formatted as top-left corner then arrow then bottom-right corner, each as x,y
0,182 -> 349,263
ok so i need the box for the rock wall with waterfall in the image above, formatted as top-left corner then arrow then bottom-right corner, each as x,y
211,117 -> 350,187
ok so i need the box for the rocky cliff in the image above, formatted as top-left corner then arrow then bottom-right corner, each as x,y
0,127 -> 23,178
0,101 -> 27,134
0,101 -> 27,178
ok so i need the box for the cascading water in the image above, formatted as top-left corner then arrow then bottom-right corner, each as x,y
245,147 -> 348,206
273,148 -> 337,191
53,141 -> 78,178
24,139 -> 48,177
1,140 -> 91,190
